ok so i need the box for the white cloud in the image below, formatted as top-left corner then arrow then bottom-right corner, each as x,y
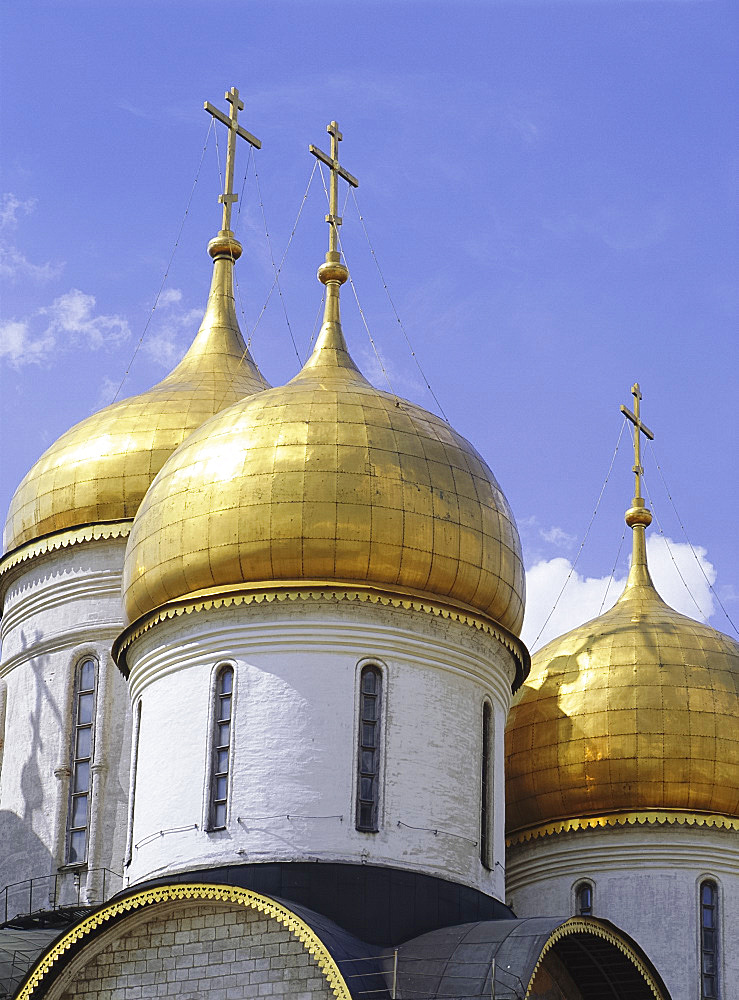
0,245 -> 63,281
0,319 -> 55,366
0,192 -> 64,281
158,288 -> 183,307
0,194 -> 36,229
540,525 -> 576,548
141,289 -> 201,369
96,375 -> 121,409
521,535 -> 718,653
0,289 -> 130,368
42,289 -> 129,349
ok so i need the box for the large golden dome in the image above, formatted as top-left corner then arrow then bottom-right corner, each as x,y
506,499 -> 739,836
4,234 -> 269,555
122,252 -> 525,632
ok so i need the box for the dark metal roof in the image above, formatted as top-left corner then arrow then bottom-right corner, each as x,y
0,927 -> 70,1000
394,916 -> 671,999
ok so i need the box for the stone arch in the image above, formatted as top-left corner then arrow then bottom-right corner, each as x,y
18,883 -> 353,1000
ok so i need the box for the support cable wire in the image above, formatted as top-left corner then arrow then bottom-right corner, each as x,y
647,440 -> 737,636
317,164 -> 398,399
305,291 -> 326,361
109,118 -> 214,404
352,188 -> 450,423
641,472 -> 711,621
531,418 -> 628,649
598,524 -> 626,616
211,160 -> 319,409
246,159 -> 318,352
253,161 -> 301,363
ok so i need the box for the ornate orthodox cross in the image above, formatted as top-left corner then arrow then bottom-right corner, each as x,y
310,121 -> 359,253
204,87 -> 261,232
620,382 -> 654,501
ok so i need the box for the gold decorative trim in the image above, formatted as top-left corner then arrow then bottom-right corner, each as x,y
507,810 -> 739,846
526,917 -> 666,999
17,883 -> 352,1000
0,522 -> 132,580
115,582 -> 530,688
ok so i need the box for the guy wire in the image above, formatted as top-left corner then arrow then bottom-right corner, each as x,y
531,418 -> 627,649
647,440 -> 737,635
109,117 -> 214,404
352,188 -> 449,423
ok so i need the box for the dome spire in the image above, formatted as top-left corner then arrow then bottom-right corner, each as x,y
619,382 -> 657,593
299,121 -> 363,379
204,86 -> 262,235
177,87 -> 267,386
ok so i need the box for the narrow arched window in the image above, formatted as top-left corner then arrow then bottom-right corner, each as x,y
66,657 -> 98,864
480,701 -> 493,869
209,666 -> 233,830
576,881 -> 593,917
700,880 -> 719,999
356,665 -> 382,832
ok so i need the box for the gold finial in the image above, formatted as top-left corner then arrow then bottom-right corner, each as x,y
619,384 -> 657,588
310,120 -> 359,283
204,87 -> 262,234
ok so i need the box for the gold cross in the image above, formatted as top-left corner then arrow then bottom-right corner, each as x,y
309,121 -> 359,253
204,87 -> 261,232
620,382 -> 654,500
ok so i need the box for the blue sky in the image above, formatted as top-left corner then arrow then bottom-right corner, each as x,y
1,0 -> 737,648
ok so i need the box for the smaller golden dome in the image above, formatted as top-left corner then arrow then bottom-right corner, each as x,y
506,501 -> 739,835
4,234 -> 269,554
122,250 -> 525,631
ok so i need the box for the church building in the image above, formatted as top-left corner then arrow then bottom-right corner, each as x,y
0,88 -> 736,1000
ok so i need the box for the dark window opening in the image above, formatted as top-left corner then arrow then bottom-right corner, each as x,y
701,881 -> 719,999
480,701 -> 492,869
209,666 -> 233,830
576,882 -> 593,917
356,666 -> 382,832
67,657 -> 97,864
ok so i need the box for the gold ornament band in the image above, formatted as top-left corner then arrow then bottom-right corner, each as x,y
506,810 -> 739,847
17,883 -> 352,1000
113,581 -> 530,687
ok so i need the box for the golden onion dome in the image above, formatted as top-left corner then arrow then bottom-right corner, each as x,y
3,232 -> 269,555
506,482 -> 739,836
122,247 -> 525,632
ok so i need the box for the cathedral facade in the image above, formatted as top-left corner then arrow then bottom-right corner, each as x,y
0,92 -> 736,1000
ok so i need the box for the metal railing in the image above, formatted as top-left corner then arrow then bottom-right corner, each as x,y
1,867 -> 122,925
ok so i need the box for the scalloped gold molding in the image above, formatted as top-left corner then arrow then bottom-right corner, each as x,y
0,521 -> 132,580
507,810 -> 739,847
114,582 -> 530,688
527,917 -> 667,999
17,883 -> 353,1000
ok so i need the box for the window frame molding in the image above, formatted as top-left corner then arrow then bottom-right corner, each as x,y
124,698 -> 143,869
479,697 -> 494,870
353,658 -> 387,834
64,653 -> 99,868
204,660 -> 237,834
573,878 -> 595,918
696,874 -> 722,1000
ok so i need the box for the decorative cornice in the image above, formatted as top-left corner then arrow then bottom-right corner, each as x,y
115,583 -> 530,690
0,522 -> 130,597
17,883 -> 352,1000
527,917 -> 666,999
507,810 -> 739,847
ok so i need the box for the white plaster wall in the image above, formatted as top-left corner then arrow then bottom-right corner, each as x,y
0,538 -> 131,911
124,598 -> 519,900
506,823 -> 739,1000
